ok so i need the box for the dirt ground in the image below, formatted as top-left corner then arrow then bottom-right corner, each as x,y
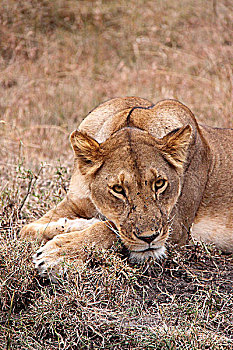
0,1 -> 232,349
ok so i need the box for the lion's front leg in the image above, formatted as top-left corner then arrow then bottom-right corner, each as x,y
20,196 -> 98,242
21,216 -> 101,242
33,221 -> 117,276
20,217 -> 67,242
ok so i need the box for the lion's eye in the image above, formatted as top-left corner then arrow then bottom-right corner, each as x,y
153,178 -> 167,191
112,184 -> 126,196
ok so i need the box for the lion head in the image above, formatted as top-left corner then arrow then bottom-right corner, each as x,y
70,124 -> 192,260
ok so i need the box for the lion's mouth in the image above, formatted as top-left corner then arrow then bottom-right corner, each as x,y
131,247 -> 159,253
130,245 -> 166,261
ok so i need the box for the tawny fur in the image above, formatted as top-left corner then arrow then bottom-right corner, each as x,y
20,97 -> 233,274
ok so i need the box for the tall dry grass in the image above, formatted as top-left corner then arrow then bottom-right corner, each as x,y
0,0 -> 232,164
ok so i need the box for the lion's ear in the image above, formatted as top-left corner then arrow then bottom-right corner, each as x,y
158,125 -> 192,169
70,130 -> 103,175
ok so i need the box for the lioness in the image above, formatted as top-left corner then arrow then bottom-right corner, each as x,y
20,97 -> 233,274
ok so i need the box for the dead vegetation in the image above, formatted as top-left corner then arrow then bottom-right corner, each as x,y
0,0 -> 232,348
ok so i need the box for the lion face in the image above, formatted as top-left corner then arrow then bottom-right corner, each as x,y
70,125 -> 191,260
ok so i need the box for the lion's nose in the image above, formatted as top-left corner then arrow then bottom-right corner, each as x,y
136,231 -> 160,244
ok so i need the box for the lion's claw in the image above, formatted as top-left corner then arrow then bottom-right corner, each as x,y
33,241 -> 65,277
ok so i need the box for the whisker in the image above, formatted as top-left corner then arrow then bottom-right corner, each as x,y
120,230 -> 139,245
167,214 -> 176,224
96,214 -> 138,245
104,221 -> 121,238
96,214 -> 122,239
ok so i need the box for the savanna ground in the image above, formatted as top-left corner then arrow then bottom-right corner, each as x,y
0,0 -> 232,349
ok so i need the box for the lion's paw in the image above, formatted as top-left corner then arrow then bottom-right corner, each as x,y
64,217 -> 100,233
33,237 -> 67,278
20,222 -> 44,240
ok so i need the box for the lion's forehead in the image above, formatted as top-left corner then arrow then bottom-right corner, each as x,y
103,140 -> 168,176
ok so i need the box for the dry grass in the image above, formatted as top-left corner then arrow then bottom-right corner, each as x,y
0,0 -> 232,349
